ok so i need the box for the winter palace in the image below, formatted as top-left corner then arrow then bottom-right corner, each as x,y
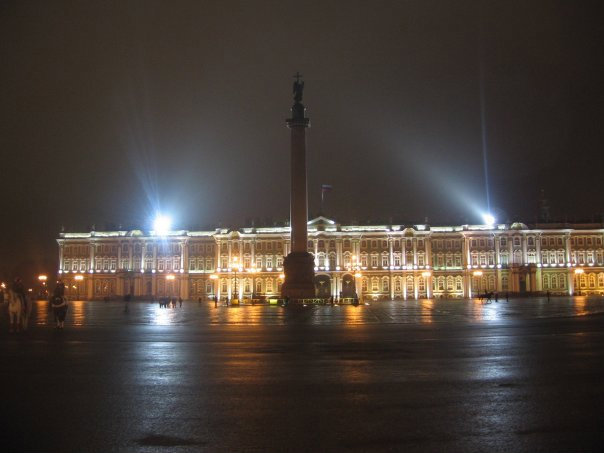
56,217 -> 604,300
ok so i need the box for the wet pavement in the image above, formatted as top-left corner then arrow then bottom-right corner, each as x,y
1,297 -> 604,452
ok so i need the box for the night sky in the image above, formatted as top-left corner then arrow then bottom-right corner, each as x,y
1,0 -> 603,282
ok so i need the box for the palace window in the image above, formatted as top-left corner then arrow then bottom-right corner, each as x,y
382,278 -> 389,291
361,278 -> 368,292
371,254 -> 378,267
394,278 -> 402,292
514,237 -> 520,246
371,278 -> 379,292
206,281 -> 213,294
277,257 -> 284,268
381,255 -> 389,267
394,254 -> 401,267
256,279 -> 262,293
371,240 -> 377,248
455,254 -> 461,267
500,238 -> 507,247
328,254 -> 336,269
206,258 -> 213,271
419,278 -> 426,292
587,252 -> 594,264
266,279 -> 273,292
361,254 -> 368,267
418,253 -> 425,267
243,256 -> 251,268
189,259 -> 196,270
266,256 -> 273,268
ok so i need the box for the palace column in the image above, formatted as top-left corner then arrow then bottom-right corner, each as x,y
282,74 -> 315,300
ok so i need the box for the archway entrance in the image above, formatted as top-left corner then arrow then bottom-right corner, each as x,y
313,275 -> 331,298
341,274 -> 355,298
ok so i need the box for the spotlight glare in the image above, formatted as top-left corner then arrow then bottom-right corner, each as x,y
482,213 -> 495,226
153,215 -> 172,236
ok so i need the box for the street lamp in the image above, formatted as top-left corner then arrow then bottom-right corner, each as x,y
231,257 -> 241,300
209,274 -> 218,299
249,267 -> 257,300
74,274 -> 84,300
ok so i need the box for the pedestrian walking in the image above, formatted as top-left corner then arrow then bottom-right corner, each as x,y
214,295 -> 218,308
547,290 -> 550,301
50,282 -> 68,329
505,292 -> 509,301
179,297 -> 183,307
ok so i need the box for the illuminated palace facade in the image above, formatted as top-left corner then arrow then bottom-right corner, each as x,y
56,217 -> 604,300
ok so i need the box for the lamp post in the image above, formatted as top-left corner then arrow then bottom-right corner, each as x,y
209,274 -> 219,301
38,274 -> 48,299
74,274 -> 84,300
231,256 -> 239,301
249,266 -> 257,300
354,271 -> 362,299
422,271 -> 432,299
472,270 -> 483,298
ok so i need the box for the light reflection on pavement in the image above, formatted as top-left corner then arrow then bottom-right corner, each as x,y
14,296 -> 604,328
1,296 -> 604,453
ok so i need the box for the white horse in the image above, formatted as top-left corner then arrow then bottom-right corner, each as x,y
7,290 -> 22,332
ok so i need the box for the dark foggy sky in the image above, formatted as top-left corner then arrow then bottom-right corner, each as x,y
1,0 -> 603,279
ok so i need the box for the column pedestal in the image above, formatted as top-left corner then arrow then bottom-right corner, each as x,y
282,251 -> 315,300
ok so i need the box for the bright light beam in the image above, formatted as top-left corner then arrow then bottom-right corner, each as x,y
153,215 -> 172,235
482,213 -> 495,226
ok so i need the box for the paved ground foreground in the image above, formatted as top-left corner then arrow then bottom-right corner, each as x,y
1,297 -> 604,452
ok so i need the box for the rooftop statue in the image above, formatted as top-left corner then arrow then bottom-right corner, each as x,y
293,72 -> 304,104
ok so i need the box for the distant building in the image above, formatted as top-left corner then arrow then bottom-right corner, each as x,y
56,217 -> 604,300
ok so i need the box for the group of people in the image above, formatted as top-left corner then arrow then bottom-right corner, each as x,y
158,297 -> 183,308
2,278 -> 68,331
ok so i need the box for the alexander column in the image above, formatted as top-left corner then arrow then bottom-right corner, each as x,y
281,73 -> 316,300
